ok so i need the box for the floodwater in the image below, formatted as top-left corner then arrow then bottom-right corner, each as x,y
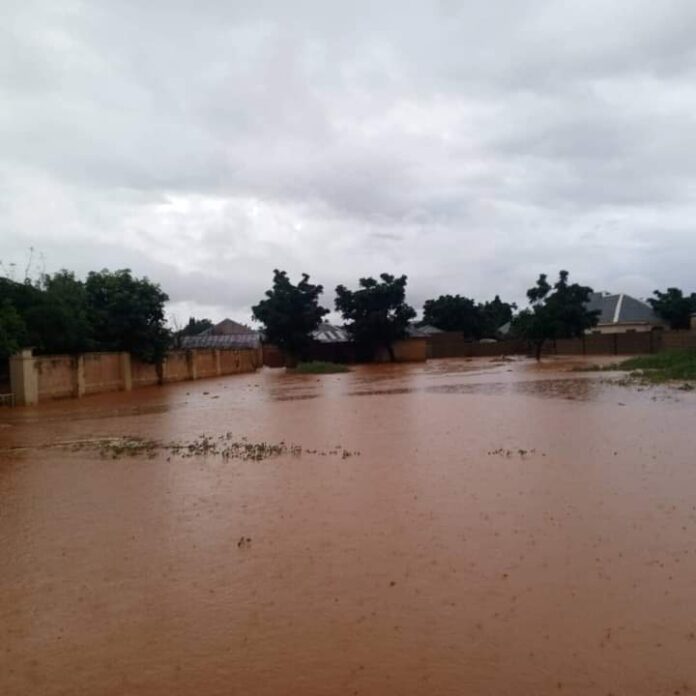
1,357 -> 695,695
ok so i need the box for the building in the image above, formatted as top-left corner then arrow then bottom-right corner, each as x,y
180,319 -> 260,350
585,292 -> 666,334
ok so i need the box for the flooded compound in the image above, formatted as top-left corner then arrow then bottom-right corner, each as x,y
1,357 -> 696,695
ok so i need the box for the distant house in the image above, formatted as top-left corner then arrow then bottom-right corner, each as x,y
180,319 -> 260,350
585,292 -> 666,334
407,323 -> 444,338
312,323 -> 351,344
310,322 -> 442,344
497,292 -> 665,337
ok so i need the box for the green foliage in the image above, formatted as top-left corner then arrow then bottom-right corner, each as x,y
512,270 -> 599,360
0,270 -> 170,362
480,295 -> 516,336
178,317 -> 213,337
618,349 -> 696,382
423,293 -> 515,338
85,269 -> 171,363
25,271 -> 95,354
335,273 -> 416,361
291,361 -> 350,374
0,300 -> 27,359
252,270 -> 329,361
647,288 -> 696,330
423,295 -> 481,336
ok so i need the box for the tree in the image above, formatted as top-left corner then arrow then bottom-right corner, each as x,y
0,300 -> 27,359
422,293 -> 516,338
479,295 -> 516,337
648,288 -> 696,330
335,273 -> 416,361
422,295 -> 482,337
252,270 -> 329,363
85,269 -> 171,363
178,317 -> 214,337
23,271 -> 95,354
512,270 -> 599,360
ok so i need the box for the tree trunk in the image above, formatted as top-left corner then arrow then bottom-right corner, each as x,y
386,343 -> 396,362
535,340 -> 544,362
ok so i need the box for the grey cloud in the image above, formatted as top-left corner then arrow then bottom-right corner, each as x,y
2,0 -> 696,323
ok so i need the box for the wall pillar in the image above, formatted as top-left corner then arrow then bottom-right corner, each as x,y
74,355 -> 85,397
214,349 -> 222,376
187,350 -> 198,380
9,349 -> 38,406
120,352 -> 132,391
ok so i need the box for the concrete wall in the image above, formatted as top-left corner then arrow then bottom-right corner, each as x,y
83,352 -> 122,394
262,338 -> 427,367
10,347 -> 260,406
374,337 -> 428,362
662,331 -> 696,351
427,333 -> 527,359
35,355 -> 76,400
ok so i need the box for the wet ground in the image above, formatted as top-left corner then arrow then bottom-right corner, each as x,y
1,356 -> 695,695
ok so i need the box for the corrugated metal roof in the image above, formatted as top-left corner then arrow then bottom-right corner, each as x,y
407,324 -> 443,337
312,323 -> 350,344
180,334 -> 260,349
586,292 -> 660,325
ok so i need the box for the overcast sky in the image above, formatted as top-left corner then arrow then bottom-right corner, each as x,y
2,0 -> 695,325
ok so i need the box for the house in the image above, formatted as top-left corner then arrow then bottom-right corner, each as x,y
497,292 -> 666,337
585,292 -> 666,334
180,319 -> 260,350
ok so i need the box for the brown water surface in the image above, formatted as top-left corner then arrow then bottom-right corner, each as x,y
1,357 -> 695,695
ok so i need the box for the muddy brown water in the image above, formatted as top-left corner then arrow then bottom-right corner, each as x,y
1,357 -> 695,695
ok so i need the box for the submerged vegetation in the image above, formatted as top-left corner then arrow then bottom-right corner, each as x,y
290,361 -> 350,374
0,433 -> 362,462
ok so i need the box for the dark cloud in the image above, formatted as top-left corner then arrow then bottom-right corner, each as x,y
2,0 -> 696,323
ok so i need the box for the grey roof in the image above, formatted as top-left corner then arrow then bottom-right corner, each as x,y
407,323 -> 444,337
312,323 -> 350,344
180,333 -> 259,350
586,292 -> 661,325
311,322 -> 441,344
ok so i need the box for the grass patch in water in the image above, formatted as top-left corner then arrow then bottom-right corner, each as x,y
290,361 -> 350,374
617,350 -> 696,382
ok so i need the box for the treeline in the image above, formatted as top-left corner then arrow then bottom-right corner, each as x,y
0,270 -> 169,362
248,269 -> 587,363
249,269 -> 696,363
2,264 -> 694,364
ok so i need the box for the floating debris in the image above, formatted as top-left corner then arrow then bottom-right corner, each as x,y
487,447 -> 540,459
9,433 -> 363,463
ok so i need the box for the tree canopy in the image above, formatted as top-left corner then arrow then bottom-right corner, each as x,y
422,293 -> 515,338
85,269 -> 171,362
648,288 -> 696,330
512,270 -> 599,360
0,300 -> 27,359
252,270 -> 329,362
0,269 -> 170,363
177,317 -> 214,338
335,273 -> 416,361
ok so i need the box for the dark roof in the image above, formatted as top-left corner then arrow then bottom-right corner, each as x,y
586,292 -> 661,325
180,333 -> 259,350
